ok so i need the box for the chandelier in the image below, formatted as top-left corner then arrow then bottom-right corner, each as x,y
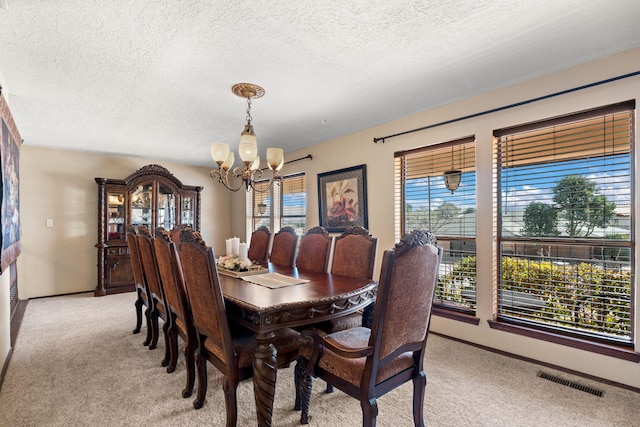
210,83 -> 284,192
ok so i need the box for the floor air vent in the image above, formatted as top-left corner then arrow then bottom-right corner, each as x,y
537,371 -> 603,397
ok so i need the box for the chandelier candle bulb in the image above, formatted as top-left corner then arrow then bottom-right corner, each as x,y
211,143 -> 230,165
267,147 -> 284,171
250,155 -> 260,171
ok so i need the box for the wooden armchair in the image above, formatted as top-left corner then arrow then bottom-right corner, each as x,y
126,225 -> 152,345
269,226 -> 299,267
294,226 -> 378,399
295,226 -> 332,273
136,226 -> 171,367
176,228 -> 301,423
154,227 -> 196,396
247,225 -> 270,263
297,230 -> 442,426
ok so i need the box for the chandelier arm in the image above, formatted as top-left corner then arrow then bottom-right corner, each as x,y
249,171 -> 282,193
210,168 -> 245,192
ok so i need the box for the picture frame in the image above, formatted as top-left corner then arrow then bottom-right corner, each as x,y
317,164 -> 368,232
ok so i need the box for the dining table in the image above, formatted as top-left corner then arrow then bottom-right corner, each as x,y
217,262 -> 378,427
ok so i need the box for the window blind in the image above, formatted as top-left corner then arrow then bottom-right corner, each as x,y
280,173 -> 306,235
395,137 -> 477,312
494,101 -> 634,343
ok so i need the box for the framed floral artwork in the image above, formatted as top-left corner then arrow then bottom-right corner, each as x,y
317,164 -> 368,232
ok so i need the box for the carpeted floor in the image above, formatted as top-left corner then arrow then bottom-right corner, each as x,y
0,292 -> 637,426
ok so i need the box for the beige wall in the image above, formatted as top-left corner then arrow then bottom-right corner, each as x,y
2,47 -> 639,388
241,47 -> 640,388
17,149 -> 232,299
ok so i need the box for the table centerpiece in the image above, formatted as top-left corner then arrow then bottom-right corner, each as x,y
216,255 -> 268,278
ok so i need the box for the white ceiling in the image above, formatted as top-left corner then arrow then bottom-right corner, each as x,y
1,1 -> 640,168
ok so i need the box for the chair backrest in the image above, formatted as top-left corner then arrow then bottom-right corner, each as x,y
136,226 -> 164,303
126,225 -> 146,291
247,226 -> 271,263
269,226 -> 298,267
154,227 -> 190,324
177,228 -> 236,369
330,226 -> 378,279
368,230 -> 441,371
295,226 -> 332,273
169,223 -> 192,244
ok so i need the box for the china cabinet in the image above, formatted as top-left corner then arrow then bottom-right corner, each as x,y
95,164 -> 202,296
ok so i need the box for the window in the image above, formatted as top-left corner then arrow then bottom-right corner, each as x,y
247,173 -> 306,238
395,137 -> 477,313
494,101 -> 634,345
279,173 -> 306,235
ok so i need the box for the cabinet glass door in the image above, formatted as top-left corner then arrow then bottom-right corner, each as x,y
107,192 -> 125,240
130,183 -> 153,229
157,184 -> 177,230
182,196 -> 195,227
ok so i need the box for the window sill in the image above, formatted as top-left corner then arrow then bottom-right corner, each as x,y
488,320 -> 640,362
433,306 -> 480,325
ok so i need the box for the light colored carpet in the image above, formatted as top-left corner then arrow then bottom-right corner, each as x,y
0,292 -> 637,426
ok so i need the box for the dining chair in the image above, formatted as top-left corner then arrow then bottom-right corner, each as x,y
295,226 -> 332,273
330,226 -> 378,281
176,227 -> 301,423
322,226 -> 378,333
136,226 -> 171,367
126,225 -> 152,346
294,226 -> 378,399
297,230 -> 442,426
269,226 -> 299,267
154,227 -> 196,394
247,225 -> 271,263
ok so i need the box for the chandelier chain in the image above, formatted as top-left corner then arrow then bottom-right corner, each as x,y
246,97 -> 253,124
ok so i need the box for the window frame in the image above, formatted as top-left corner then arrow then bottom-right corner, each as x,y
492,100 -> 635,348
247,173 -> 306,239
395,136 -> 478,318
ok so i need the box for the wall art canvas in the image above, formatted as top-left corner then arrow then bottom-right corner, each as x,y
317,164 -> 368,232
0,94 -> 22,272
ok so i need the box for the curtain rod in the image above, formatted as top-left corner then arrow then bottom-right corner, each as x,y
284,154 -> 312,165
373,70 -> 640,144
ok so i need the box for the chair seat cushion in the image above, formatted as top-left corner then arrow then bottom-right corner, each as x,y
302,327 -> 414,386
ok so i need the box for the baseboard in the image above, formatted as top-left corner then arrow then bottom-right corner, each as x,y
10,299 -> 28,347
432,332 -> 640,394
0,347 -> 13,393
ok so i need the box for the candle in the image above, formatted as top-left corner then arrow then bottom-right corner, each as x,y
232,237 -> 240,256
239,243 -> 248,261
225,239 -> 233,257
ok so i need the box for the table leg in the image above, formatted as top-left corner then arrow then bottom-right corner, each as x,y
253,331 -> 277,427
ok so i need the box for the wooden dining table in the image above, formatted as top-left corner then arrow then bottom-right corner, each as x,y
217,262 -> 377,427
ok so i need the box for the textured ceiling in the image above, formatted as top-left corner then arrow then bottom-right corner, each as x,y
1,1 -> 640,168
